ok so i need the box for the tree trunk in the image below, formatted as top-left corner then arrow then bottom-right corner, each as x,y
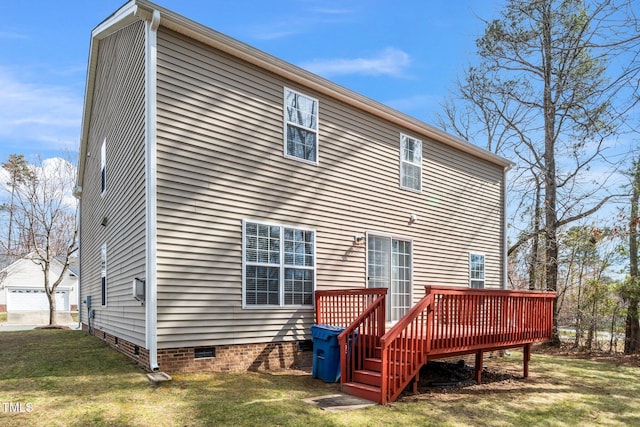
573,266 -> 584,349
529,179 -> 542,291
624,158 -> 640,354
541,2 -> 560,345
47,290 -> 57,326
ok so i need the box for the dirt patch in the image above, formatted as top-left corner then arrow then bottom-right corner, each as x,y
34,325 -> 70,330
397,359 -> 523,401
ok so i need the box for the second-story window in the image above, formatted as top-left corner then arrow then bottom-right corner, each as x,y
400,134 -> 422,191
284,88 -> 318,164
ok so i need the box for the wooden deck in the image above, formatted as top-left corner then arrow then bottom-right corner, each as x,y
315,286 -> 556,404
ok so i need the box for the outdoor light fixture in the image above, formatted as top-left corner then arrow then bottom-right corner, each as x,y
354,235 -> 364,244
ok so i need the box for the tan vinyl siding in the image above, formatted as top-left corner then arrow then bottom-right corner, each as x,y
78,21 -> 147,346
155,28 -> 505,348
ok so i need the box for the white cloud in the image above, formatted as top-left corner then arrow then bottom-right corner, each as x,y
0,31 -> 28,40
0,67 -> 82,151
300,48 -> 411,78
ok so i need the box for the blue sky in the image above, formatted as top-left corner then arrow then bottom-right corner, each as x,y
0,0 -> 505,163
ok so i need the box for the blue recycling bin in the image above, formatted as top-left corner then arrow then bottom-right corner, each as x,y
311,324 -> 345,383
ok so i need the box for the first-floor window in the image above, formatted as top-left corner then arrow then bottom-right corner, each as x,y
101,243 -> 107,306
243,220 -> 315,307
469,253 -> 485,289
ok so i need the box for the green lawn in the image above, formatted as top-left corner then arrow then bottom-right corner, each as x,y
1,330 -> 639,426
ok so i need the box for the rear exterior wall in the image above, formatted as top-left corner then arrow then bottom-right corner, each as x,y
154,28 -> 505,350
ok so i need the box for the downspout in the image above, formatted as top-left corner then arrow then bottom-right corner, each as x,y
76,193 -> 82,330
144,9 -> 161,371
502,165 -> 510,290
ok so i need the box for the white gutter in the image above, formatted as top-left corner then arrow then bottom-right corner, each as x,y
131,0 -> 511,171
76,198 -> 82,329
144,9 -> 161,371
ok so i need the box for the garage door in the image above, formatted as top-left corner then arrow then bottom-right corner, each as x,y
7,288 -> 69,311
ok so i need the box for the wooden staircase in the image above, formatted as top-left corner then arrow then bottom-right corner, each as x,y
315,286 -> 556,405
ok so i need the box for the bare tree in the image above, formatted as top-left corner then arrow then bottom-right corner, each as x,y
623,155 -> 640,353
440,0 -> 640,344
2,155 -> 78,325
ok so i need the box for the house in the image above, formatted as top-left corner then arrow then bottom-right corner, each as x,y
0,254 -> 78,315
75,0 -> 514,374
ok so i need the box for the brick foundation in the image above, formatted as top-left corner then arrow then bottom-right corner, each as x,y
157,341 -> 313,373
0,304 -> 6,313
82,323 -> 313,373
82,323 -> 150,370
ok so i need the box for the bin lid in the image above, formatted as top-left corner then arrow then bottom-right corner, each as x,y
311,324 -> 345,340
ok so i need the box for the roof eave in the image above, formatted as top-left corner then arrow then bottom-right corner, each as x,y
75,0 -> 512,194
75,1 -> 153,197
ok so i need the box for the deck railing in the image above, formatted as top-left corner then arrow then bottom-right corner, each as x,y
427,286 -> 556,354
315,288 -> 387,327
377,285 -> 555,404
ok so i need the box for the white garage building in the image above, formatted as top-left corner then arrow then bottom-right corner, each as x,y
0,255 -> 78,313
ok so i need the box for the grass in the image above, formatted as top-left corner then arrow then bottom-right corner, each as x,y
0,313 -> 6,322
1,330 -> 639,426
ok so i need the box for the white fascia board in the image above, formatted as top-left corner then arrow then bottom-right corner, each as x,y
76,1 -> 153,197
137,0 -> 512,169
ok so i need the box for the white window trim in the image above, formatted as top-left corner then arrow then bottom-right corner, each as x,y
399,133 -> 422,193
283,87 -> 319,165
101,243 -> 107,307
469,252 -> 485,289
242,219 -> 316,309
100,138 -> 106,196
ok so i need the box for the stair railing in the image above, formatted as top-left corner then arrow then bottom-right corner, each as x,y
336,289 -> 387,387
378,292 -> 434,405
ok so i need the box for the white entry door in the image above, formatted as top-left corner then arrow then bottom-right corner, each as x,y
366,234 -> 412,322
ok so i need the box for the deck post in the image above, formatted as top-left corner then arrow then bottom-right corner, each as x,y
474,350 -> 483,383
411,371 -> 419,394
523,343 -> 531,378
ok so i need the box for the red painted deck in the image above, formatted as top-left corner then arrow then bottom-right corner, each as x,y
315,286 -> 556,404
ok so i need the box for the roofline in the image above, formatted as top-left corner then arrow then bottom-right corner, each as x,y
75,0 -> 512,193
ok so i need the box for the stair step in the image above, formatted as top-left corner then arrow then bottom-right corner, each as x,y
342,382 -> 381,404
364,357 -> 381,371
353,369 -> 381,387
364,357 -> 412,372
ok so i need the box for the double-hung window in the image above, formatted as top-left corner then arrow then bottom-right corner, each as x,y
284,88 -> 318,164
243,220 -> 315,307
100,139 -> 106,195
469,253 -> 485,289
101,243 -> 107,306
400,134 -> 422,191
